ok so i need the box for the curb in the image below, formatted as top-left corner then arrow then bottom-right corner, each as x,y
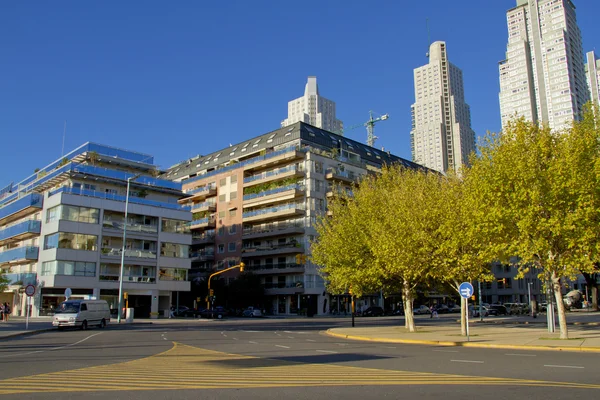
325,330 -> 600,353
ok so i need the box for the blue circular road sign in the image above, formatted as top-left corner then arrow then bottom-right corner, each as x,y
459,282 -> 474,299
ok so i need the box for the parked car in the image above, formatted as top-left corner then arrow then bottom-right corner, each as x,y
436,304 -> 450,314
488,305 -> 509,315
386,307 -> 405,316
242,307 -> 262,317
468,305 -> 488,317
362,306 -> 385,317
201,306 -> 227,319
413,305 -> 431,315
171,306 -> 190,317
177,308 -> 205,318
449,304 -> 462,313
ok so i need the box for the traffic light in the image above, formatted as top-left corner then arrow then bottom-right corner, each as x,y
123,292 -> 128,300
471,295 -> 476,301
239,262 -> 245,272
209,289 -> 214,297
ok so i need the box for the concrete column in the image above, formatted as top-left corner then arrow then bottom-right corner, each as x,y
150,290 -> 159,319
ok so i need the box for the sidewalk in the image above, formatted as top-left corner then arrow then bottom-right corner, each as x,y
327,319 -> 600,353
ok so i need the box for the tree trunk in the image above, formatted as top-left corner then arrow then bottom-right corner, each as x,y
461,296 -> 467,336
551,271 -> 569,339
402,280 -> 416,332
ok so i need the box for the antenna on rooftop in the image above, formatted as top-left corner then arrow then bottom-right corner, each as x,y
426,18 -> 431,58
61,120 -> 67,157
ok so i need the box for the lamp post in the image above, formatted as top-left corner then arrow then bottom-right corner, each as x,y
117,173 -> 141,323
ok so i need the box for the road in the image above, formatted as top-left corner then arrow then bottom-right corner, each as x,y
0,316 -> 598,399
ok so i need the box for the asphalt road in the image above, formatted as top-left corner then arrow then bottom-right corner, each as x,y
0,316 -> 598,399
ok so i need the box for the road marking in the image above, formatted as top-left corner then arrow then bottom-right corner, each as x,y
232,338 -> 239,341
451,360 -> 484,364
287,336 -> 295,339
433,350 -> 458,353
505,354 -> 536,357
248,341 -> 258,344
544,365 -> 584,369
306,339 -> 316,342
383,346 -> 397,349
275,345 -> 290,349
0,332 -> 103,358
334,343 -> 347,346
242,330 -> 260,333
316,350 -> 338,354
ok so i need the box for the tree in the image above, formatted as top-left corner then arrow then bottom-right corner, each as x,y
0,269 -> 10,293
434,172 -> 495,335
467,115 -> 600,339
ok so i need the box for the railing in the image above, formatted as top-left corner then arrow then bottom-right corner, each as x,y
244,165 -> 301,184
262,282 -> 305,289
186,184 -> 217,196
0,193 -> 43,221
243,221 -> 305,236
191,201 -> 217,210
192,232 -> 215,241
0,220 -> 41,242
50,187 -> 190,211
243,203 -> 305,219
243,184 -> 304,201
3,272 -> 37,286
0,246 -> 39,263
187,217 -> 216,227
99,274 -> 156,283
190,251 -> 215,259
182,145 -> 305,185
242,242 -> 303,253
101,247 -> 157,259
325,167 -> 354,180
102,220 -> 158,234
247,263 -> 303,271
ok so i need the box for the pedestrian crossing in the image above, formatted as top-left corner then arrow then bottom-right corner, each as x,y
0,342 -> 598,394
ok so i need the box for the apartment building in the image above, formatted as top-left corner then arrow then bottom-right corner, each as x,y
585,50 -> 600,106
0,143 -> 191,319
165,122 -> 420,316
281,76 -> 343,134
498,0 -> 588,131
410,41 -> 476,174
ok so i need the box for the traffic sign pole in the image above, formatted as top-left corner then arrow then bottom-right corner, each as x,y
24,284 -> 35,330
459,282 -> 474,342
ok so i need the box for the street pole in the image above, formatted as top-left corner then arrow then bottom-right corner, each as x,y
351,295 -> 355,327
478,281 -> 483,322
206,263 -> 245,310
117,173 -> 140,323
528,282 -> 532,317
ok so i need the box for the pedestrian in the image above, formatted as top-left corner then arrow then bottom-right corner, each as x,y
0,303 -> 4,322
432,307 -> 439,319
430,305 -> 434,319
3,303 -> 10,322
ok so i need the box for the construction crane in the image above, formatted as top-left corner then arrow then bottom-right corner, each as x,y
336,111 -> 389,147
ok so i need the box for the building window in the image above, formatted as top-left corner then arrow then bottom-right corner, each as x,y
228,242 -> 236,252
46,205 -> 100,224
41,260 -> 96,277
218,244 -> 225,254
229,224 -> 237,234
218,226 -> 225,236
44,233 -> 98,251
231,175 -> 237,183
229,209 -> 237,218
161,218 -> 190,234
160,242 -> 189,258
220,178 -> 227,187
219,194 -> 226,202
230,191 -> 237,200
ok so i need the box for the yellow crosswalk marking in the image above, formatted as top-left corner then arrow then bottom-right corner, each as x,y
0,342 -> 598,394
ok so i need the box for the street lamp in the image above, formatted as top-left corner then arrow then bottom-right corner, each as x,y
206,263 -> 245,310
117,173 -> 141,323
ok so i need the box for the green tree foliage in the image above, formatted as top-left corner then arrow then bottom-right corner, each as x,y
0,270 -> 10,293
467,114 -> 600,339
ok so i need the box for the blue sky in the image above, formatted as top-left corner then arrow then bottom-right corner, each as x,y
2,0 -> 600,185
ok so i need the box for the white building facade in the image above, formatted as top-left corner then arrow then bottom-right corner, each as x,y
281,76 -> 343,134
410,41 -> 476,174
499,0 -> 588,132
0,143 -> 191,319
585,50 -> 600,107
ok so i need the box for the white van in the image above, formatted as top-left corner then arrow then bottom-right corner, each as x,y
52,300 -> 110,330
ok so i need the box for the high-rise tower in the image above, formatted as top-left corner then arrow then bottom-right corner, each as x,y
281,76 -> 343,133
410,41 -> 476,174
498,0 -> 588,131
585,51 -> 600,106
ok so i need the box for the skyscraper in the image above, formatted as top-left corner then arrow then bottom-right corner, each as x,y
499,0 -> 588,131
281,76 -> 343,134
585,51 -> 600,106
410,41 -> 476,174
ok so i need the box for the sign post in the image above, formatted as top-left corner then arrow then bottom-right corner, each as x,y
459,282 -> 474,342
25,284 -> 36,330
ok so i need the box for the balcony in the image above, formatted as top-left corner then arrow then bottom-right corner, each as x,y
51,187 -> 189,211
188,216 -> 217,230
325,167 -> 356,184
243,222 -> 305,240
181,185 -> 217,202
242,243 -> 304,258
190,250 -> 215,261
192,232 -> 216,245
191,201 -> 217,213
243,165 -> 304,188
0,193 -> 43,225
243,148 -> 305,172
0,246 -> 39,265
99,274 -> 156,283
100,247 -> 157,259
243,203 -> 305,223
0,220 -> 41,246
262,282 -> 305,295
3,272 -> 37,286
243,184 -> 305,208
102,220 -> 158,234
246,263 -> 304,275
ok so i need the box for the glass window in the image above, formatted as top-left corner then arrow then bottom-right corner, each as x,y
231,175 -> 237,183
218,244 -> 225,253
219,178 -> 227,187
229,209 -> 237,218
219,194 -> 226,202
46,206 -> 60,223
230,191 -> 237,200
160,242 -> 189,258
161,218 -> 190,234
228,242 -> 236,252
229,224 -> 237,234
41,260 -> 96,277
